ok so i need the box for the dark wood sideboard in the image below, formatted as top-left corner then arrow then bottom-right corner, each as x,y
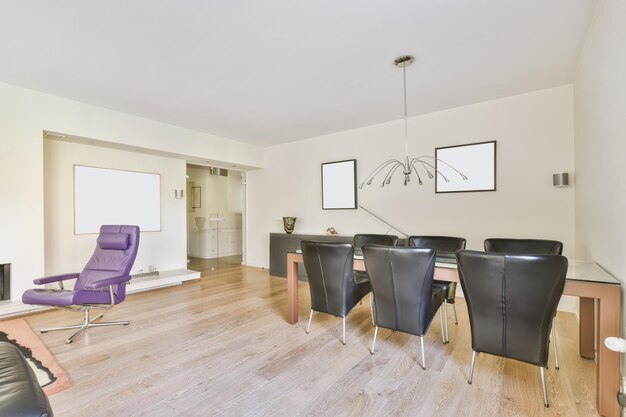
269,233 -> 353,280
269,233 -> 407,280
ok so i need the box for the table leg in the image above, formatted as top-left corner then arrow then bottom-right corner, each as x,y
579,297 -> 595,359
596,288 -> 621,417
287,256 -> 299,324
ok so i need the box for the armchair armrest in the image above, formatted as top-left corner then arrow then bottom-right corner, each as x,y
83,275 -> 131,290
33,273 -> 80,285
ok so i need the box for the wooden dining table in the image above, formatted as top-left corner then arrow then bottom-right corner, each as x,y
285,251 -> 622,417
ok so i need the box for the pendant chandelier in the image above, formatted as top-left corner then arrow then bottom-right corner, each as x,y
359,55 -> 468,189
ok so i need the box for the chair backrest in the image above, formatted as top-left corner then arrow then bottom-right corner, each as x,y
354,234 -> 398,250
301,241 -> 358,317
362,245 -> 436,336
409,236 -> 466,253
75,225 -> 140,303
484,238 -> 563,255
456,250 -> 567,367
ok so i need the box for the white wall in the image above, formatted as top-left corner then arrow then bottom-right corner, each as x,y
247,85 -> 576,268
574,1 -> 626,323
44,139 -> 187,277
0,81 -> 262,314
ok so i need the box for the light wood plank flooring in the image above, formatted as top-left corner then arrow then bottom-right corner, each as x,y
21,264 -> 599,417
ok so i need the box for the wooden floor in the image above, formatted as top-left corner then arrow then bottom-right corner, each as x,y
22,264 -> 599,417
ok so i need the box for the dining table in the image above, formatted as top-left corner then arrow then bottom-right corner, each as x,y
285,251 -> 621,417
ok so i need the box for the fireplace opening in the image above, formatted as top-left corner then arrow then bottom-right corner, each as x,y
0,264 -> 10,301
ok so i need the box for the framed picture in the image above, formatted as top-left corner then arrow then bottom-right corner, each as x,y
191,186 -> 202,208
74,165 -> 161,234
321,159 -> 357,210
435,140 -> 496,193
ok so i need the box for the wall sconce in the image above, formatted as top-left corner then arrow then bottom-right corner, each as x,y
174,189 -> 184,199
604,337 -> 626,406
553,172 -> 569,187
605,337 -> 626,352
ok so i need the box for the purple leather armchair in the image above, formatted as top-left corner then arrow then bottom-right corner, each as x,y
22,225 -> 140,344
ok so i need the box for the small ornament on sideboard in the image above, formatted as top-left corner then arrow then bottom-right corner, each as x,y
326,227 -> 338,235
282,217 -> 297,234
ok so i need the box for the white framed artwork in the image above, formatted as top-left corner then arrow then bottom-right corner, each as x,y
321,159 -> 357,209
435,141 -> 496,193
74,165 -> 161,234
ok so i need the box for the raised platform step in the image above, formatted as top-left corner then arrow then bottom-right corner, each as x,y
127,269 -> 200,293
0,269 -> 201,318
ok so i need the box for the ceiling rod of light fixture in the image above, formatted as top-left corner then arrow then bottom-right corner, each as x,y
359,55 -> 468,189
399,55 -> 412,168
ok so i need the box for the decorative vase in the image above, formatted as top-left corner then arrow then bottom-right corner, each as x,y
283,217 -> 297,234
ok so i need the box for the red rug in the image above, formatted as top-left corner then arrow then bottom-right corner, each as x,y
0,318 -> 72,395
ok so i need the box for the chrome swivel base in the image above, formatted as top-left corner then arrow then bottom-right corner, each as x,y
40,308 -> 129,344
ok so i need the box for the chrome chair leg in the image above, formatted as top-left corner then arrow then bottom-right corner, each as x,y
91,313 -> 104,322
342,317 -> 346,345
371,326 -> 378,354
452,302 -> 458,325
89,320 -> 130,327
66,324 -> 89,344
443,299 -> 449,343
40,324 -> 84,332
41,308 -> 89,334
305,309 -> 313,334
40,309 -> 129,344
420,336 -> 426,370
468,351 -> 477,384
552,319 -> 560,370
369,293 -> 376,327
540,366 -> 549,407
439,307 -> 446,344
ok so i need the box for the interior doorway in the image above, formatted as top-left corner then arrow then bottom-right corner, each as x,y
186,164 -> 245,272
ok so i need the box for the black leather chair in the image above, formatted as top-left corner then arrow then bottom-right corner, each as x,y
353,234 -> 399,286
457,250 -> 567,407
0,342 -> 53,417
409,236 -> 466,343
484,238 -> 564,369
354,234 -> 398,325
301,241 -> 371,344
362,245 -> 445,369
354,234 -> 399,252
484,238 -> 563,256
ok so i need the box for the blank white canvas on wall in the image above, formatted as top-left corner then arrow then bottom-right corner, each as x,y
435,141 -> 496,193
321,160 -> 357,209
74,165 -> 161,234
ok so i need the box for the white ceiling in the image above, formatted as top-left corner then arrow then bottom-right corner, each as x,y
0,1 -> 594,146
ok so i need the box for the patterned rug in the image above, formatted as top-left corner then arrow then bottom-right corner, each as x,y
0,318 -> 71,395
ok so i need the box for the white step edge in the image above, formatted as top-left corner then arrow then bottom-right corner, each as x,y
127,269 -> 200,294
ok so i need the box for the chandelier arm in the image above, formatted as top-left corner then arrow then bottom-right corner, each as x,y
382,162 -> 404,186
417,156 -> 468,180
359,159 -> 403,188
409,162 -> 424,185
420,161 -> 435,179
410,158 -> 434,179
417,159 -> 450,182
